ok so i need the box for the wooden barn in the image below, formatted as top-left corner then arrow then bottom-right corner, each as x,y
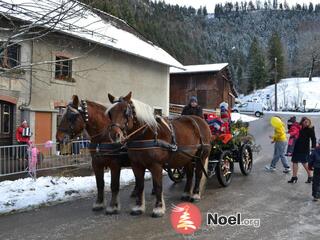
170,63 -> 237,109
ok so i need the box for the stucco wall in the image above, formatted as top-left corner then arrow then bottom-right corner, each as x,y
30,35 -> 169,115
0,33 -> 32,144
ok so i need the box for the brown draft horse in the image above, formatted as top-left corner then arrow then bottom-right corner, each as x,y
56,95 -> 136,214
106,92 -> 212,217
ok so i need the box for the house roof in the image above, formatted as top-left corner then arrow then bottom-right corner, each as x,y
0,0 -> 183,69
170,63 -> 229,74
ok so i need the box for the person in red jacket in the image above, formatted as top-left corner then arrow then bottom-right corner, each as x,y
286,116 -> 301,157
15,120 -> 31,160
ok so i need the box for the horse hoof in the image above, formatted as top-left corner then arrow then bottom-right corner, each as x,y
152,212 -> 164,218
92,202 -> 104,211
151,208 -> 165,218
181,195 -> 191,201
105,207 -> 120,215
130,210 -> 143,216
191,194 -> 201,202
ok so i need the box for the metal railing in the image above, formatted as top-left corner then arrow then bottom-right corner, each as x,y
169,103 -> 219,118
0,140 -> 91,177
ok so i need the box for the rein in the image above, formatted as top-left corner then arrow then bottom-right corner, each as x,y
120,123 -> 148,144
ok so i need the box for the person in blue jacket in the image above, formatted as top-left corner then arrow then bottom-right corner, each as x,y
309,139 -> 320,201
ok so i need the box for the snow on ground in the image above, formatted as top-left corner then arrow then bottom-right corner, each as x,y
231,113 -> 259,122
240,77 -> 320,111
0,169 -> 150,215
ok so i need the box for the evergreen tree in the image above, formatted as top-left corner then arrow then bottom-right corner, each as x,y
203,6 -> 208,16
247,37 -> 267,92
268,32 -> 285,84
309,3 -> 314,13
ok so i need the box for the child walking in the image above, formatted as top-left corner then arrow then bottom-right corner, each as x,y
286,116 -> 301,157
309,140 -> 320,201
265,116 -> 291,173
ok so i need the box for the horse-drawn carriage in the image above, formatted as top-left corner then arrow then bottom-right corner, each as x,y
167,119 -> 254,187
56,93 -> 258,218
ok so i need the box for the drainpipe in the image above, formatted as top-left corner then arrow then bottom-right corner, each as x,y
18,39 -> 33,114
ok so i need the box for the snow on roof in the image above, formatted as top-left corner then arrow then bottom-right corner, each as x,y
170,63 -> 229,74
0,0 -> 183,68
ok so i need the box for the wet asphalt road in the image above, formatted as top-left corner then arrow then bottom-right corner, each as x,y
1,113 -> 320,240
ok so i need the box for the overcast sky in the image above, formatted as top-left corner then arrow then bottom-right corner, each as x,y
154,0 -> 320,13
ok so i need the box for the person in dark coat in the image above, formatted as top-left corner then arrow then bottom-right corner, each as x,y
181,96 -> 203,118
288,117 -> 316,183
308,139 -> 320,201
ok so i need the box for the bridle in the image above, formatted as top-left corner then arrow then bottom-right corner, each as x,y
57,100 -> 89,139
107,98 -> 137,142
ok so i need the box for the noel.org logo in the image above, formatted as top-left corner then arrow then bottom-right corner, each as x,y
170,202 -> 201,235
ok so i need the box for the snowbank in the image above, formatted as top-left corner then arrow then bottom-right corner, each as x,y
241,77 -> 320,110
0,169 -> 150,215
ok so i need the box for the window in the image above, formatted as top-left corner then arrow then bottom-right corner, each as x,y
55,56 -> 73,81
0,43 -> 21,69
154,107 -> 163,116
2,104 -> 10,133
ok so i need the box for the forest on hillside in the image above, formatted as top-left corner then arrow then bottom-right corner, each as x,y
82,0 -> 320,94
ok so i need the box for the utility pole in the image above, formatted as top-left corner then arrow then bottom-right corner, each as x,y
274,57 -> 278,112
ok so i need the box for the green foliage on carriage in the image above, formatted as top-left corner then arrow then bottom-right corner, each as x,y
210,120 -> 254,154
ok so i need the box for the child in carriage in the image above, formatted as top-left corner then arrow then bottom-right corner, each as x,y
207,102 -> 232,144
286,116 -> 301,157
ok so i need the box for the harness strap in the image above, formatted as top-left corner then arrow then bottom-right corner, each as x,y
88,143 -> 127,155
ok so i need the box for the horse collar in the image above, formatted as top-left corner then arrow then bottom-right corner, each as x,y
80,100 -> 89,122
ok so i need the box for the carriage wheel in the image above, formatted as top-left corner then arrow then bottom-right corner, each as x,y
216,150 -> 234,187
167,167 -> 186,183
239,144 -> 253,176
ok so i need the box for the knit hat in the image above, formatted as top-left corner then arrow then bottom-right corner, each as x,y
288,116 -> 296,124
190,96 -> 198,103
219,102 -> 229,110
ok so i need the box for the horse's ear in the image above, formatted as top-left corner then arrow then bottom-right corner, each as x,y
108,93 -> 115,103
72,95 -> 79,107
123,92 -> 132,102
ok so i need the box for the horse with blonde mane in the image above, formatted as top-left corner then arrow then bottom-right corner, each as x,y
106,92 -> 211,217
56,95 -> 138,214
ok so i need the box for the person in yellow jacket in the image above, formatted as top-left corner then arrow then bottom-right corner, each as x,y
265,116 -> 291,173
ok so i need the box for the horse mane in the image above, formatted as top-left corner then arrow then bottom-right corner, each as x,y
131,99 -> 158,129
106,98 -> 158,129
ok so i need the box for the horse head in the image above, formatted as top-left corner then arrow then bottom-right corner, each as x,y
106,92 -> 134,143
56,95 -> 87,142
106,92 -> 158,143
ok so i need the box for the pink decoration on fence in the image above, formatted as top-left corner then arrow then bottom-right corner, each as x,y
28,145 -> 38,178
45,140 -> 53,148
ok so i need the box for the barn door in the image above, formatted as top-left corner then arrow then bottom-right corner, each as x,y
35,112 -> 52,145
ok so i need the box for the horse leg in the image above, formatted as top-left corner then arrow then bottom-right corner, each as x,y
131,177 -> 155,197
130,182 -> 138,198
131,164 -> 146,215
192,151 -> 209,202
92,160 -> 105,211
181,162 -> 193,201
106,161 -> 121,215
150,164 -> 166,218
